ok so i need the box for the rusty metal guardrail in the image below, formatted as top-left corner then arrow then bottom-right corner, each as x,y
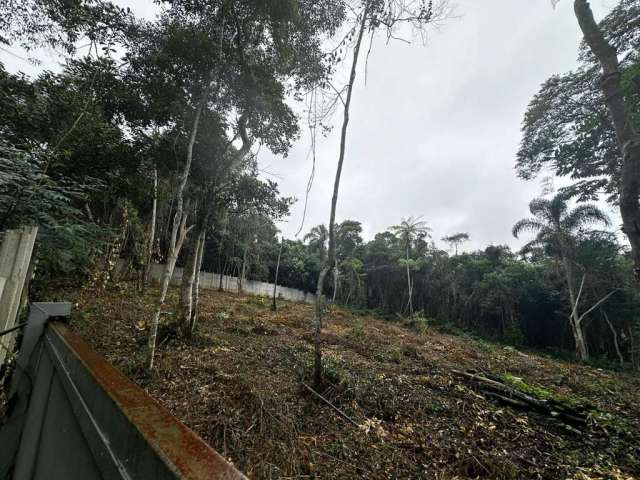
0,303 -> 245,480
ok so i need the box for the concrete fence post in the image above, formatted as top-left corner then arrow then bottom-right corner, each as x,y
0,226 -> 38,367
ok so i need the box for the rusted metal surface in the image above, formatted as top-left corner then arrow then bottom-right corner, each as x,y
0,302 -> 246,480
50,322 -> 245,480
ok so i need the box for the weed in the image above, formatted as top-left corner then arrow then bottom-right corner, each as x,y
347,320 -> 367,344
372,344 -> 403,364
388,345 -> 402,364
405,312 -> 431,335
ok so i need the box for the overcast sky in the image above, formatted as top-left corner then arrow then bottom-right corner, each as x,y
1,0 -> 620,252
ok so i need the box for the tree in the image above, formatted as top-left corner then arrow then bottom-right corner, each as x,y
134,0 -> 344,368
303,221 -> 362,300
573,231 -> 631,364
0,57 -> 144,283
304,224 -> 329,262
311,0 -> 451,388
520,0 -> 640,277
339,256 -> 365,306
513,192 -> 611,360
0,140 -> 109,277
442,232 -> 470,256
0,0 -> 130,55
389,216 -> 432,315
271,235 -> 283,311
573,0 -> 640,280
332,220 -> 363,300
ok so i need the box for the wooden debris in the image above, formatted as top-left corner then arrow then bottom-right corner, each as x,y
302,382 -> 360,427
452,369 -> 589,431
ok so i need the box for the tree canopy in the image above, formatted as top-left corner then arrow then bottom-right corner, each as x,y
517,0 -> 640,203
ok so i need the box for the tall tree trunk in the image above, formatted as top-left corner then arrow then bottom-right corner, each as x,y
189,229 -> 206,333
238,245 -> 248,292
217,215 -> 228,291
146,208 -> 191,369
562,255 -> 589,360
271,238 -> 283,311
313,0 -> 370,389
142,165 -> 158,291
146,87 -> 209,370
219,258 -> 226,291
574,0 -> 640,279
179,230 -> 200,335
602,309 -> 624,365
104,207 -> 129,286
405,244 -> 414,315
313,266 -> 329,388
180,201 -> 211,333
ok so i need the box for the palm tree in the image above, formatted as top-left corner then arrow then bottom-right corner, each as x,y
389,216 -> 432,315
333,220 -> 363,301
305,222 -> 362,301
513,193 -> 611,360
304,224 -> 329,262
340,256 -> 364,305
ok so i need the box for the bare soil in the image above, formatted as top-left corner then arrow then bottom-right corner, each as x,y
65,282 -> 640,479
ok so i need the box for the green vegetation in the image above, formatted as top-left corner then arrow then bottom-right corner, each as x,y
2,1 -> 640,477
66,284 -> 640,478
2,0 -> 638,369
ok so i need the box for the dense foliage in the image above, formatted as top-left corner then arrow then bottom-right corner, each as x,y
1,0 -> 638,371
206,216 -> 637,367
517,0 -> 640,203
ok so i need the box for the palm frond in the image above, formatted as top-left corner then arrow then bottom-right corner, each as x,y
389,216 -> 431,237
519,239 -> 545,255
529,197 -> 552,218
529,192 -> 571,225
512,218 -> 545,238
562,204 -> 610,231
303,224 -> 328,243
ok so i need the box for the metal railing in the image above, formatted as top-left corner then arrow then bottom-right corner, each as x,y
0,303 -> 245,480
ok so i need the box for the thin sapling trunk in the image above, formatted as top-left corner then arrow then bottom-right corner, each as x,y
142,164 -> 158,291
146,87 -> 209,370
272,237 -> 283,311
313,0 -> 370,388
189,229 -> 206,333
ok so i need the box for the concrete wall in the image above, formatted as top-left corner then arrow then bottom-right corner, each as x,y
146,263 -> 316,304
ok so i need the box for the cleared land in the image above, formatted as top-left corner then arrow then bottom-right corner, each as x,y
65,282 -> 639,479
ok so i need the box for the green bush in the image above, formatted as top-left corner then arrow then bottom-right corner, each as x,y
0,141 -> 112,281
405,312 -> 431,335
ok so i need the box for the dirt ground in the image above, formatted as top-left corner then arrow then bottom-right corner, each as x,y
64,282 -> 639,479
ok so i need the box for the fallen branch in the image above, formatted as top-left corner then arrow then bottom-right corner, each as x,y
302,382 -> 360,427
482,391 -> 530,410
452,369 -> 589,430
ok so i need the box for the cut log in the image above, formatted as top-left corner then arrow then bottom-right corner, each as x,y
452,369 -> 589,430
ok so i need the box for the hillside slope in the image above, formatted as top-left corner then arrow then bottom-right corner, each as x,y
68,283 -> 640,479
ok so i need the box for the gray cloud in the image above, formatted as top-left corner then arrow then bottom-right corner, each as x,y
259,0 -> 617,252
1,0 -> 618,252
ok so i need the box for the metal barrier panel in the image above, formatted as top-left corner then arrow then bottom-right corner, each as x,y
0,304 -> 245,480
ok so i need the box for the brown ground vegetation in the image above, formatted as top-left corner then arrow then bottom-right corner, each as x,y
63,282 -> 640,479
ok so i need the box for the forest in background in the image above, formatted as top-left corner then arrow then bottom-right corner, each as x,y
0,0 -> 639,375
